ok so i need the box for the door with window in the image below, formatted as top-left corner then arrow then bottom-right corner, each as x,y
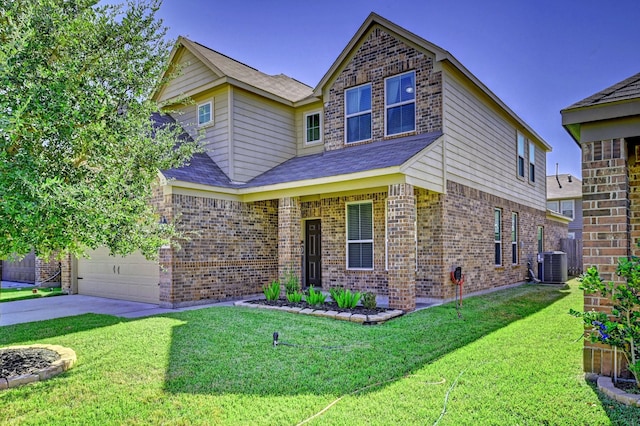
305,220 -> 322,287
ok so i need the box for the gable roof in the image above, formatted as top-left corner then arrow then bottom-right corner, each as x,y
156,37 -> 313,104
546,174 -> 582,200
314,12 -> 551,151
564,72 -> 640,110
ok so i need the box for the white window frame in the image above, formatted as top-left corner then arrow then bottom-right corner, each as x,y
346,201 -> 374,270
517,132 -> 525,179
345,83 -> 372,144
495,208 -> 502,266
384,70 -> 416,136
197,101 -> 213,126
561,200 -> 575,220
529,141 -> 536,183
511,212 -> 518,265
547,201 -> 559,213
304,111 -> 322,145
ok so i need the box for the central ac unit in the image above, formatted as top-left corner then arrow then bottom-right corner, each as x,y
540,251 -> 568,283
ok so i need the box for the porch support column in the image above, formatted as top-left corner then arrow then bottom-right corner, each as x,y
278,196 -> 302,282
387,183 -> 416,311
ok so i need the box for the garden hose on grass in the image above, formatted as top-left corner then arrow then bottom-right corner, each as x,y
272,332 -> 366,350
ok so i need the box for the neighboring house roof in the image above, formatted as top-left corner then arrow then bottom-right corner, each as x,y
246,132 -> 442,187
564,72 -> 640,110
314,12 -> 551,152
561,71 -> 640,144
154,113 -> 234,187
546,174 -> 582,200
157,37 -> 313,104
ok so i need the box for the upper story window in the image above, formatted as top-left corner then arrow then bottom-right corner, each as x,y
347,202 -> 373,269
561,200 -> 575,219
385,71 -> 416,136
529,141 -> 536,183
547,201 -> 559,212
517,132 -> 525,178
197,101 -> 213,126
305,112 -> 321,144
345,84 -> 372,143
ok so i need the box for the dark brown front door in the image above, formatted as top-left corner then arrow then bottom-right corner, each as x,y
305,220 -> 321,288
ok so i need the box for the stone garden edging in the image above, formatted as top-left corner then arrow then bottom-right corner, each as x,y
597,376 -> 640,407
0,344 -> 77,391
234,301 -> 404,324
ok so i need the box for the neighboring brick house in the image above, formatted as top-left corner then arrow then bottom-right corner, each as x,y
546,174 -> 583,240
561,71 -> 640,378
62,13 -> 567,310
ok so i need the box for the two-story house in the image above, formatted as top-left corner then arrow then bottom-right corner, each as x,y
546,174 -> 583,240
65,13 -> 567,311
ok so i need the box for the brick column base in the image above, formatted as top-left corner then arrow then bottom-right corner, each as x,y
387,183 -> 416,311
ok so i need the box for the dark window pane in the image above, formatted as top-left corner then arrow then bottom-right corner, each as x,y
495,243 -> 501,265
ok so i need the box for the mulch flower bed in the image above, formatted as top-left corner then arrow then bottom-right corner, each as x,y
0,348 -> 60,379
246,299 -> 389,316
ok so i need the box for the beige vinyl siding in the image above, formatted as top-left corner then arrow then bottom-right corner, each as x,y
442,69 -> 546,210
158,49 -> 219,103
232,89 -> 296,182
173,87 -> 230,176
402,137 -> 445,193
295,102 -> 325,156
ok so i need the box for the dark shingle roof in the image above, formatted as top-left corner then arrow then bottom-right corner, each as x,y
246,132 -> 442,187
153,113 -> 234,187
155,113 -> 442,189
565,72 -> 640,110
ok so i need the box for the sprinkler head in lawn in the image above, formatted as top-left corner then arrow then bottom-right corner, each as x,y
273,331 -> 279,347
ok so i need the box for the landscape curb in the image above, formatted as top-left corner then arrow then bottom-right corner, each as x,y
0,344 -> 77,391
597,376 -> 640,407
233,301 -> 404,324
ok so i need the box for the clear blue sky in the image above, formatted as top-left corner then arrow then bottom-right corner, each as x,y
138,0 -> 640,179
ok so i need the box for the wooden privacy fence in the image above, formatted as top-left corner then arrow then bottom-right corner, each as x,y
560,238 -> 583,277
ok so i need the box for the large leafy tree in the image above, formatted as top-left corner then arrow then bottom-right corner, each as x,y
0,0 -> 198,260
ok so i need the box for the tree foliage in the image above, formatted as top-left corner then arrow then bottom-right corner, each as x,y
0,0 -> 199,260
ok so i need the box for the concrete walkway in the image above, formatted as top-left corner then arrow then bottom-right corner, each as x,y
0,293 -> 237,327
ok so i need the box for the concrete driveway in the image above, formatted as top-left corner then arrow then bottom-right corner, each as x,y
0,294 -> 236,327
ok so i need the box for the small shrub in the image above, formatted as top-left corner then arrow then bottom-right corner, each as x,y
263,280 -> 280,301
362,292 -> 377,309
286,291 -> 303,303
284,269 -> 300,295
305,286 -> 326,306
330,287 -> 361,309
570,251 -> 640,388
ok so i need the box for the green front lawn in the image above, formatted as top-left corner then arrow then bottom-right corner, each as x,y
0,287 -> 64,303
1,280 -> 638,425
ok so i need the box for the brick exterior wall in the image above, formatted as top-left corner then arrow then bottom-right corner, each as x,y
315,191 -> 389,293
35,256 -> 61,286
324,26 -> 442,151
387,183 -> 417,310
278,197 -> 302,281
160,194 -> 278,307
581,138 -> 633,379
296,180 -> 554,308
423,181 -> 553,299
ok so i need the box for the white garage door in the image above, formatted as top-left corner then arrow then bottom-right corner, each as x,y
77,247 -> 160,303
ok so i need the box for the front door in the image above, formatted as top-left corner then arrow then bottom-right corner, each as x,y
305,219 -> 322,288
